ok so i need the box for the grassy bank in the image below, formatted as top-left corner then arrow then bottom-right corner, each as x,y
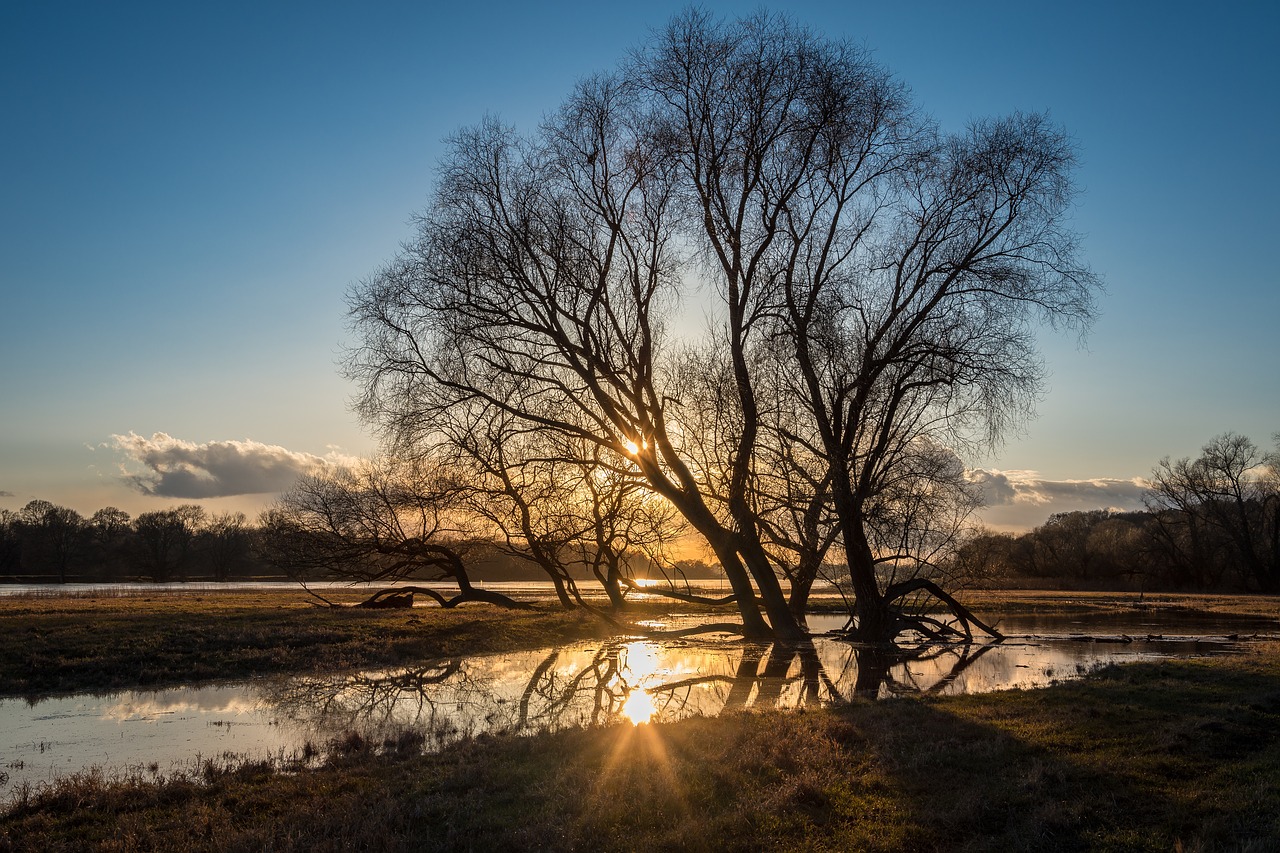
0,589 -> 631,696
3,642 -> 1277,851
970,589 -> 1280,621
3,588 -> 1277,698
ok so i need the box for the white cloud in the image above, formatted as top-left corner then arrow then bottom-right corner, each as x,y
966,468 -> 1150,531
109,432 -> 357,499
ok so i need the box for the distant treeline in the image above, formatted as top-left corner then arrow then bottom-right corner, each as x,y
0,500 -> 722,585
0,502 -> 266,583
953,434 -> 1279,593
5,432 -> 1276,594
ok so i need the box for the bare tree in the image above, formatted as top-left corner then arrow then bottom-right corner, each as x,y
202,511 -> 250,582
132,504 -> 205,582
347,77 -> 795,636
574,440 -> 686,609
1147,433 -> 1280,592
88,506 -> 132,581
347,9 -> 1098,641
444,406 -> 595,609
0,509 -> 21,576
89,506 -> 131,540
18,499 -> 86,583
439,402 -> 686,610
260,455 -> 527,608
636,13 -> 1094,637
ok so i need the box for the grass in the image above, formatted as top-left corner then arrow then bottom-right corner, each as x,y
2,588 -> 1278,850
2,587 -> 1277,697
2,642 -> 1277,851
966,589 -> 1280,621
0,589 -> 637,696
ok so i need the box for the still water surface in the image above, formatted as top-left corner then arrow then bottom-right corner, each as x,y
2,611 -> 1274,799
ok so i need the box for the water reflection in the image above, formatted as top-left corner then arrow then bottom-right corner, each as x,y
253,629 -> 1244,745
2,615 -> 1270,799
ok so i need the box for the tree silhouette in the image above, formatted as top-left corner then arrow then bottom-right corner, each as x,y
347,10 -> 1098,640
260,455 -> 526,609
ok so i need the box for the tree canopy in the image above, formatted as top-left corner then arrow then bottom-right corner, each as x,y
345,9 -> 1100,640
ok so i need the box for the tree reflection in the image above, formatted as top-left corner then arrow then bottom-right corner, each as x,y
263,660 -> 502,747
834,641 -> 1004,699
260,636 -> 1006,751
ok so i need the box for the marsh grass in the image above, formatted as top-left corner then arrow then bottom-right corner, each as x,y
969,589 -> 1280,621
0,589 -> 637,696
3,643 -> 1278,851
5,588 -> 1276,699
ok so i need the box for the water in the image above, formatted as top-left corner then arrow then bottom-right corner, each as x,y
0,580 -> 602,599
2,611 -> 1273,800
0,579 -> 733,604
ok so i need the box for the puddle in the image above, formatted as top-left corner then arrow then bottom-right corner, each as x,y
2,612 -> 1274,799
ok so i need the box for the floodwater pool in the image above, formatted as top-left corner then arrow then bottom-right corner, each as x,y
2,609 -> 1274,800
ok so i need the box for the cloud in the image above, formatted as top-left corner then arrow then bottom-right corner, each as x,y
0,490 -> 13,497
966,468 -> 1150,531
110,432 -> 357,499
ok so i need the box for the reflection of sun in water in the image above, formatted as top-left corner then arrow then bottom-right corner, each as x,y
622,642 -> 660,677
621,689 -> 656,725
620,642 -> 663,725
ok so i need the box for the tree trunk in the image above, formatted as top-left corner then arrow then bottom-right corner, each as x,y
845,524 -> 889,641
736,533 -> 807,640
706,536 -> 772,639
787,551 -> 822,623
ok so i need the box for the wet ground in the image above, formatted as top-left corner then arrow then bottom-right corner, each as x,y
3,609 -> 1275,799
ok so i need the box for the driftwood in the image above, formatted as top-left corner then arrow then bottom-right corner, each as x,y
300,582 -> 532,610
356,591 -> 414,609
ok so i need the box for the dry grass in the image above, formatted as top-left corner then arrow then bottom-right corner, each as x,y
961,589 -> 1280,621
0,588 -> 631,696
3,587 -> 1276,698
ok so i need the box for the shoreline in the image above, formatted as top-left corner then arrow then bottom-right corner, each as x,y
3,590 -> 1278,850
4,588 -> 1278,699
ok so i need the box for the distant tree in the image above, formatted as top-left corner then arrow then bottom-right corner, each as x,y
89,506 -> 131,539
18,499 -> 86,583
0,509 -> 23,577
88,506 -> 132,580
132,505 -> 205,582
1147,432 -> 1280,592
1084,513 -> 1153,587
950,528 -> 1024,587
1028,511 -> 1109,581
201,512 -> 250,581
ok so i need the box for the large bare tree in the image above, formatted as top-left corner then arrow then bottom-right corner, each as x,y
347,10 -> 1099,640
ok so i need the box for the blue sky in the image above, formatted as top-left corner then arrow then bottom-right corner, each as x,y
2,0 -> 1277,530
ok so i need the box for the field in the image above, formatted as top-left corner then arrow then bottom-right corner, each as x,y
0,588 -> 631,696
1,588 -> 1278,851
